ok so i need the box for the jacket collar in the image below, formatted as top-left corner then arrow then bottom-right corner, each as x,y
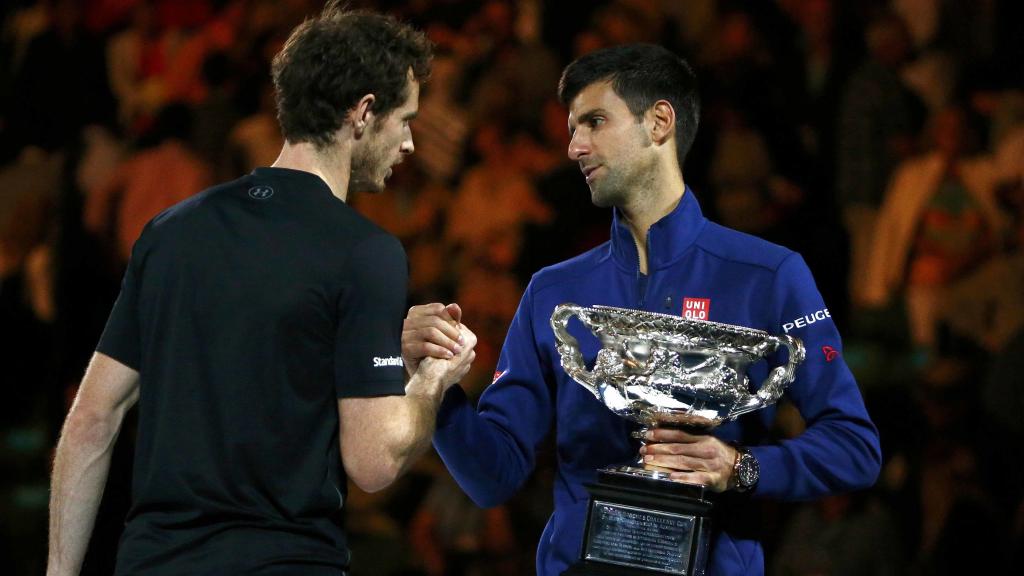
609,186 -> 707,272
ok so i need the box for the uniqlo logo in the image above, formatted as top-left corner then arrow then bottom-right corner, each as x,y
683,297 -> 710,320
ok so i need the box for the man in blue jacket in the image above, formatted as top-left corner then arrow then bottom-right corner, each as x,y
404,43 -> 881,575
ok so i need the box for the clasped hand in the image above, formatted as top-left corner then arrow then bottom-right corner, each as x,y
403,303 -> 475,386
640,428 -> 738,492
402,304 -> 742,492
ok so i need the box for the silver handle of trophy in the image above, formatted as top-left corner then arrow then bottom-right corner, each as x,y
549,303 -> 601,399
729,334 -> 806,419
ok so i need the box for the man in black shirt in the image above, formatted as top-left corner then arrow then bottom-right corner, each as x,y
46,5 -> 474,575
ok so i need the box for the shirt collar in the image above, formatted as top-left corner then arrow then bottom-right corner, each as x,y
251,167 -> 339,203
609,186 -> 707,271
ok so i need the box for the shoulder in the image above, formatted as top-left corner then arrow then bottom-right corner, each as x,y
132,180 -> 238,253
351,229 -> 406,261
147,176 -> 242,230
694,222 -> 795,273
528,241 -> 611,295
959,154 -> 999,181
896,153 -> 941,175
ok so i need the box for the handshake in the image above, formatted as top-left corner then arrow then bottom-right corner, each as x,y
401,302 -> 478,395
397,301 -> 760,493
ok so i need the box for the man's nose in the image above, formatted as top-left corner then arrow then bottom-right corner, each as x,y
568,131 -> 588,161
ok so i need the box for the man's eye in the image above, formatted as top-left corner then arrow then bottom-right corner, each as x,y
590,117 -> 605,127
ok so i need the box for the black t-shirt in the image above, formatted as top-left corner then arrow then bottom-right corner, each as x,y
98,167 -> 407,575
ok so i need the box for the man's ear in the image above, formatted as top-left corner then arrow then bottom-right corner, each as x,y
351,94 -> 376,138
648,100 -> 676,144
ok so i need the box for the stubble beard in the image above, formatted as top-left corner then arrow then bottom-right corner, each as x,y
589,155 -> 658,210
589,171 -> 628,208
589,125 -> 658,209
350,141 -> 388,194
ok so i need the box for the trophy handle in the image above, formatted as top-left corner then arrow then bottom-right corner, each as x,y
729,334 -> 806,418
550,303 -> 601,399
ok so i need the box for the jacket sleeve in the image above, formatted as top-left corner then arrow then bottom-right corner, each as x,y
433,281 -> 555,507
751,253 -> 882,500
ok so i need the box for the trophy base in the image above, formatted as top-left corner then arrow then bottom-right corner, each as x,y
611,464 -> 676,480
562,469 -> 714,576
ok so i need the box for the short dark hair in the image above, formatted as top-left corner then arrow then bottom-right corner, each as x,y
271,4 -> 432,149
558,44 -> 700,168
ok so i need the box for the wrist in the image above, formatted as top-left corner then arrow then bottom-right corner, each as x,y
727,445 -> 760,493
405,371 -> 446,409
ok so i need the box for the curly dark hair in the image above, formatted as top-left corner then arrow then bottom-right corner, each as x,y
558,44 -> 700,169
271,3 -> 432,149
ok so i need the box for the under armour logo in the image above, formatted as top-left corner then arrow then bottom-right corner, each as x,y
822,345 -> 839,362
248,185 -> 274,200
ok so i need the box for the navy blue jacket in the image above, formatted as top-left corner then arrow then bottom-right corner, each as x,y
434,188 -> 881,575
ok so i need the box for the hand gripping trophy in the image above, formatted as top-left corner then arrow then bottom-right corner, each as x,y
551,304 -> 805,576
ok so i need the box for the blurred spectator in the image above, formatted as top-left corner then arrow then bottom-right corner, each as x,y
189,51 -> 241,168
912,360 -> 1001,574
224,82 -> 283,176
468,1 -> 560,131
933,121 -> 1024,352
445,123 -> 552,269
84,104 -> 211,263
780,0 -> 857,192
410,54 -> 470,184
0,191 -> 57,576
516,96 -> 610,282
772,493 -> 906,576
0,148 -> 61,227
901,49 -> 958,115
106,0 -> 161,131
994,122 -> 1024,244
4,0 -> 115,157
972,89 -> 1024,154
838,10 -> 921,307
707,107 -> 803,237
0,192 -> 56,409
409,474 -> 520,576
863,106 -> 1005,354
698,7 -> 789,154
939,251 -> 1024,354
351,162 -> 452,302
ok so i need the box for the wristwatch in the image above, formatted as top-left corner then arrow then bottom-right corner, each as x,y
729,446 -> 759,492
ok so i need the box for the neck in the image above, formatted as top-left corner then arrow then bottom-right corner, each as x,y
620,159 -> 685,274
271,138 -> 352,202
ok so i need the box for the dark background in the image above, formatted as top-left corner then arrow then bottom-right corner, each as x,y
1,1 -> 1022,574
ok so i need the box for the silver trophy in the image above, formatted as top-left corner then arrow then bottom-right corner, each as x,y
551,303 -> 805,475
552,303 -> 806,576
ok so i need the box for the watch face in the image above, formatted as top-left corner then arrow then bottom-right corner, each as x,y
738,452 -> 759,488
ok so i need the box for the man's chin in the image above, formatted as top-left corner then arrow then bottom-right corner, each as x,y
589,186 -> 617,208
349,178 -> 386,194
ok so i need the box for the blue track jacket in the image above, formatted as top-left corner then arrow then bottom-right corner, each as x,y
434,188 -> 881,575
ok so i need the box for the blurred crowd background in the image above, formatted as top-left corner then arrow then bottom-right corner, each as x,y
1,0 -> 1022,574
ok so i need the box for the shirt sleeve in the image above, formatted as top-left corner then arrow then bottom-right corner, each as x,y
96,229 -> 146,370
334,232 -> 408,398
751,253 -> 882,499
433,279 -> 555,508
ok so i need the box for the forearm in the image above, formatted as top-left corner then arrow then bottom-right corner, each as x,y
47,413 -> 123,576
434,385 -> 539,507
753,414 -> 881,500
384,374 -> 447,475
341,373 -> 446,493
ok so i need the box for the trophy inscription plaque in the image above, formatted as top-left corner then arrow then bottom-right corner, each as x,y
551,304 -> 805,576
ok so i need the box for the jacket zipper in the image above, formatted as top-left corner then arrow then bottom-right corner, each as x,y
637,229 -> 652,309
